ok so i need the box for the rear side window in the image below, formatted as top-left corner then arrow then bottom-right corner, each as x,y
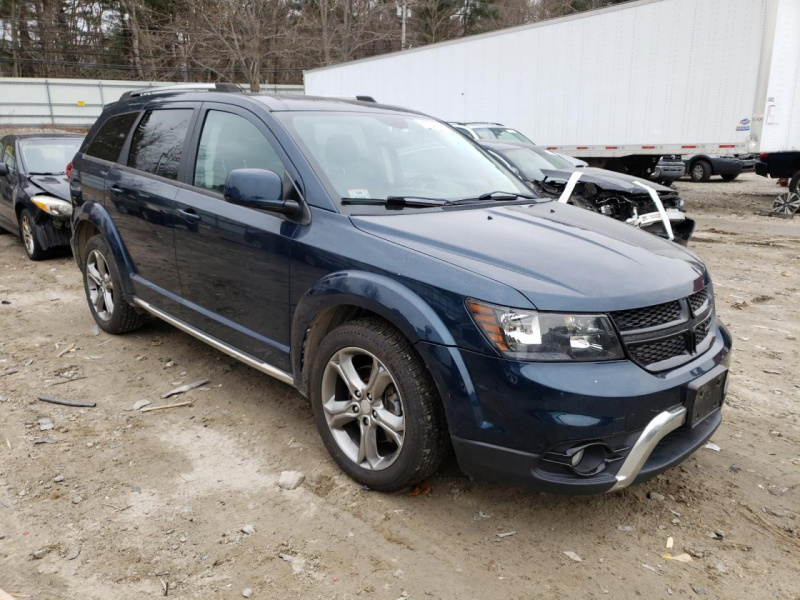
85,112 -> 138,162
128,109 -> 193,180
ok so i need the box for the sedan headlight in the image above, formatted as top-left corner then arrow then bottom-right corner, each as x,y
467,299 -> 624,362
31,195 -> 73,218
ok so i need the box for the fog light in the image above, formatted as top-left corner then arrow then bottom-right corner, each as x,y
570,449 -> 585,467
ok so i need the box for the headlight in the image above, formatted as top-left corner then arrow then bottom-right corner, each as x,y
31,195 -> 73,218
467,299 -> 624,362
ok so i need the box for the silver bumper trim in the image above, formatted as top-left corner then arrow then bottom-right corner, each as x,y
608,406 -> 687,492
133,297 -> 295,387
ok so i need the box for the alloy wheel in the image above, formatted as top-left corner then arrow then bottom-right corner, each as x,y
21,214 -> 34,256
86,249 -> 115,321
320,347 -> 405,471
692,164 -> 704,180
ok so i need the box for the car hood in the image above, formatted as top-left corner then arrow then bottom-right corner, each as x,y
540,167 -> 674,195
27,175 -> 70,202
351,202 -> 706,312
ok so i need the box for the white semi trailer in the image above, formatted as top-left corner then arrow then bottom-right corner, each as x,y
305,0 -> 800,190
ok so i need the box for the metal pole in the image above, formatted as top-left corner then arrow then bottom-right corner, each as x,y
44,79 -> 55,126
98,81 -> 105,106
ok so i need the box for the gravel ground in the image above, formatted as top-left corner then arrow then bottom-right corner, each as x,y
0,173 -> 798,600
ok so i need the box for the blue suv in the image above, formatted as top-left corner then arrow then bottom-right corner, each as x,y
69,84 -> 731,493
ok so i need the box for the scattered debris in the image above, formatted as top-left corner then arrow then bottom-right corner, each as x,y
33,439 -> 57,445
662,553 -> 693,563
132,399 -> 151,411
32,549 -> 48,559
37,418 -> 54,431
56,343 -> 76,358
730,300 -> 749,310
751,294 -> 774,304
278,471 -> 305,490
241,524 -> 256,536
763,369 -> 781,375
563,551 -> 582,562
140,401 -> 192,413
66,547 -> 80,561
49,376 -> 88,387
92,325 -> 100,336
617,525 -> 635,531
666,536 -> 674,549
0,369 -> 18,378
704,442 -> 721,452
691,583 -> 707,596
38,395 -> 96,408
53,475 -> 64,483
406,480 -> 432,497
648,492 -> 665,501
715,562 -> 727,574
242,590 -> 252,598
641,563 -> 657,573
161,379 -> 210,399
496,531 -> 517,538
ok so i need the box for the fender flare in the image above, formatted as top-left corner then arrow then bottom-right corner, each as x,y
72,202 -> 136,298
291,271 -> 457,386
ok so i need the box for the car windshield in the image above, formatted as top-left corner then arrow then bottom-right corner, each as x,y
489,128 -> 534,144
20,139 -> 82,174
501,146 -> 575,182
277,112 -> 530,206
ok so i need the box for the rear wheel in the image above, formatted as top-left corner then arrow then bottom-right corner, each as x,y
790,171 -> 800,195
18,209 -> 47,261
310,318 -> 448,492
81,235 -> 146,334
690,160 -> 712,182
721,174 -> 738,182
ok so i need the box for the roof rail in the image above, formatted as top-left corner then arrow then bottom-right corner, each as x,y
355,95 -> 377,103
463,121 -> 504,126
119,82 -> 242,102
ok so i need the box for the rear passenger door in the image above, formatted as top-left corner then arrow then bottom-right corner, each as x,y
106,105 -> 197,311
172,103 -> 298,368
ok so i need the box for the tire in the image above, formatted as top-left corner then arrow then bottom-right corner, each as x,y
721,174 -> 738,182
18,208 -> 47,261
310,317 -> 448,492
790,171 -> 800,195
690,160 -> 712,182
81,235 -> 146,334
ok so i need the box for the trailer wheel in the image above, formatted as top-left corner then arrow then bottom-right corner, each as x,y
690,160 -> 712,182
790,171 -> 800,195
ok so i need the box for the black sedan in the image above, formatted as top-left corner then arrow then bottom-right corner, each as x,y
0,133 -> 83,260
480,140 -> 695,244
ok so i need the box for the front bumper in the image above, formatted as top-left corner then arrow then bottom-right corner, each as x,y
653,160 -> 685,184
418,323 -> 732,493
32,212 -> 71,250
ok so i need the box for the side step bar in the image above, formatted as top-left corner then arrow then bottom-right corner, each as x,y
133,298 -> 294,387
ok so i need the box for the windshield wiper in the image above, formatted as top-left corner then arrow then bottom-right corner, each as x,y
341,195 -> 448,207
29,171 -> 63,176
447,191 -> 539,205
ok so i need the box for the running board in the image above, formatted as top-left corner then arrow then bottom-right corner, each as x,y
133,298 -> 295,387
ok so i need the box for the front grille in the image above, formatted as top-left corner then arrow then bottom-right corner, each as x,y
611,301 -> 681,332
628,334 -> 689,365
695,315 -> 711,342
688,289 -> 708,314
611,286 -> 715,371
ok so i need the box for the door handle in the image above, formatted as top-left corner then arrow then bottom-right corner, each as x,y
109,185 -> 123,194
178,208 -> 201,222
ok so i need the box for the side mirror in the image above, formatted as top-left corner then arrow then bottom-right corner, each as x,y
224,169 -> 301,217
0,163 -> 8,177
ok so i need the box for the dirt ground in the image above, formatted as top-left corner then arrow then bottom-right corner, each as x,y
1,173 -> 798,600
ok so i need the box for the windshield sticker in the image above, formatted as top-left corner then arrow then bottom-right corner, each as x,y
347,189 -> 371,199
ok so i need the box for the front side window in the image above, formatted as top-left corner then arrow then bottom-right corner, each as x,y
86,112 -> 138,163
2,144 -> 17,176
20,139 -> 82,175
193,110 -> 285,193
473,127 -> 497,140
277,112 -> 529,206
128,109 -> 193,180
492,128 -> 534,144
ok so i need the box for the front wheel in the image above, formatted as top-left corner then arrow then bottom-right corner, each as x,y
310,318 -> 448,492
690,160 -> 712,182
81,235 -> 146,334
18,209 -> 47,260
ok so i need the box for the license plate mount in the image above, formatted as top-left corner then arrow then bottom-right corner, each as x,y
685,366 -> 727,428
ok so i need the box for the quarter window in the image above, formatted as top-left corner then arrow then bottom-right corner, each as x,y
85,112 -> 138,163
193,110 -> 285,193
128,109 -> 193,180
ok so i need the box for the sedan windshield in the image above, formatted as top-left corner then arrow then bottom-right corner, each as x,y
502,146 -> 575,182
277,112 -> 530,205
20,139 -> 82,175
